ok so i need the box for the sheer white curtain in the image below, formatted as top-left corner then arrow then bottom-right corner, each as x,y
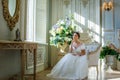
51,0 -> 68,25
35,0 -> 48,43
26,0 -> 48,43
26,0 -> 36,41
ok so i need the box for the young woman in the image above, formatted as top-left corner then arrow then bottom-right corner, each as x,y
47,32 -> 88,80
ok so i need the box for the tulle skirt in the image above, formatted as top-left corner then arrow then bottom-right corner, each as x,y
47,53 -> 88,80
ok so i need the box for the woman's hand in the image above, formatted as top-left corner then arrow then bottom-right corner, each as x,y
76,52 -> 81,56
77,50 -> 85,56
72,52 -> 77,56
72,52 -> 81,56
78,53 -> 81,56
81,49 -> 85,55
72,54 -> 77,56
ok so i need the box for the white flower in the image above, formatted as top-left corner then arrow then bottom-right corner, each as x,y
49,15 -> 76,48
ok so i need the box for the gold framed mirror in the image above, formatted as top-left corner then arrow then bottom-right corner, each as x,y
2,0 -> 20,31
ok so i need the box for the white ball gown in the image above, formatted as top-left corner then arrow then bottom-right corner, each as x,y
47,44 -> 88,80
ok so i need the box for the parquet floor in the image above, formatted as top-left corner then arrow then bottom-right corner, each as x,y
25,60 -> 120,80
34,67 -> 120,80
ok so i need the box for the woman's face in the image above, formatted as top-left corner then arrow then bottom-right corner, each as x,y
73,33 -> 79,40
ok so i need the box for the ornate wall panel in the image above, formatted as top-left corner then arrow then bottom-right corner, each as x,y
26,43 -> 48,72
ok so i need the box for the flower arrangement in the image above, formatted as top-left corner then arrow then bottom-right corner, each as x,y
49,15 -> 76,48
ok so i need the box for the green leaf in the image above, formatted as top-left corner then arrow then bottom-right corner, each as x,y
99,46 -> 120,62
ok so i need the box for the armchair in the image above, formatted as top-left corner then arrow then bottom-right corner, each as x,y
79,32 -> 101,74
87,44 -> 101,74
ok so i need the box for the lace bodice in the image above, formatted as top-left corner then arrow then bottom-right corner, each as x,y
72,44 -> 85,54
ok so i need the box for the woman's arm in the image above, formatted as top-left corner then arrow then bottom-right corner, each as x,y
68,44 -> 72,53
68,40 -> 74,53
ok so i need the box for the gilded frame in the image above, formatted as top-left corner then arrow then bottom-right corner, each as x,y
2,0 -> 20,31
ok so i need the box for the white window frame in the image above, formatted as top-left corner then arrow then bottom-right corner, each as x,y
26,0 -> 48,44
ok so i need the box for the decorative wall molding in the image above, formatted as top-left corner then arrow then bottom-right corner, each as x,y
104,32 -> 115,45
26,46 -> 45,69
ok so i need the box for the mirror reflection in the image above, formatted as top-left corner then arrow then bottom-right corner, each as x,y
8,0 -> 16,17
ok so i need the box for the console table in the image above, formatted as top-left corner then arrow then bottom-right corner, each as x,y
0,41 -> 38,80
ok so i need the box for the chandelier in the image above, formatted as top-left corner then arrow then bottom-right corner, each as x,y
102,0 -> 113,11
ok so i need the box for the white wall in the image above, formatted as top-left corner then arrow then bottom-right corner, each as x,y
0,0 -> 25,79
101,0 -> 120,47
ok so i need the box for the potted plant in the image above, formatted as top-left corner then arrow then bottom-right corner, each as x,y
100,46 -> 120,61
116,49 -> 120,70
100,46 -> 118,59
100,46 -> 120,70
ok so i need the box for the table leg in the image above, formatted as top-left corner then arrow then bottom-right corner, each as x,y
21,50 -> 25,80
33,49 -> 37,80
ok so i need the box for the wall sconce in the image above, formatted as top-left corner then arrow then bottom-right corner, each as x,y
64,0 -> 70,7
102,0 -> 113,11
82,0 -> 89,8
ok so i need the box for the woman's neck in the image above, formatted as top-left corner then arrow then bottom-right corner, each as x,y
74,40 -> 80,44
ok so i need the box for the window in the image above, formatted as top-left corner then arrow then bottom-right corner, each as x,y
26,0 -> 48,44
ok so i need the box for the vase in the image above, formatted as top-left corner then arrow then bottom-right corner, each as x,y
117,60 -> 120,71
59,43 -> 69,54
57,43 -> 69,61
105,55 -> 115,72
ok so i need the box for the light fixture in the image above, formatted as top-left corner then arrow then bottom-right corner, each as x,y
82,0 -> 89,7
64,0 -> 70,7
102,0 -> 113,11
